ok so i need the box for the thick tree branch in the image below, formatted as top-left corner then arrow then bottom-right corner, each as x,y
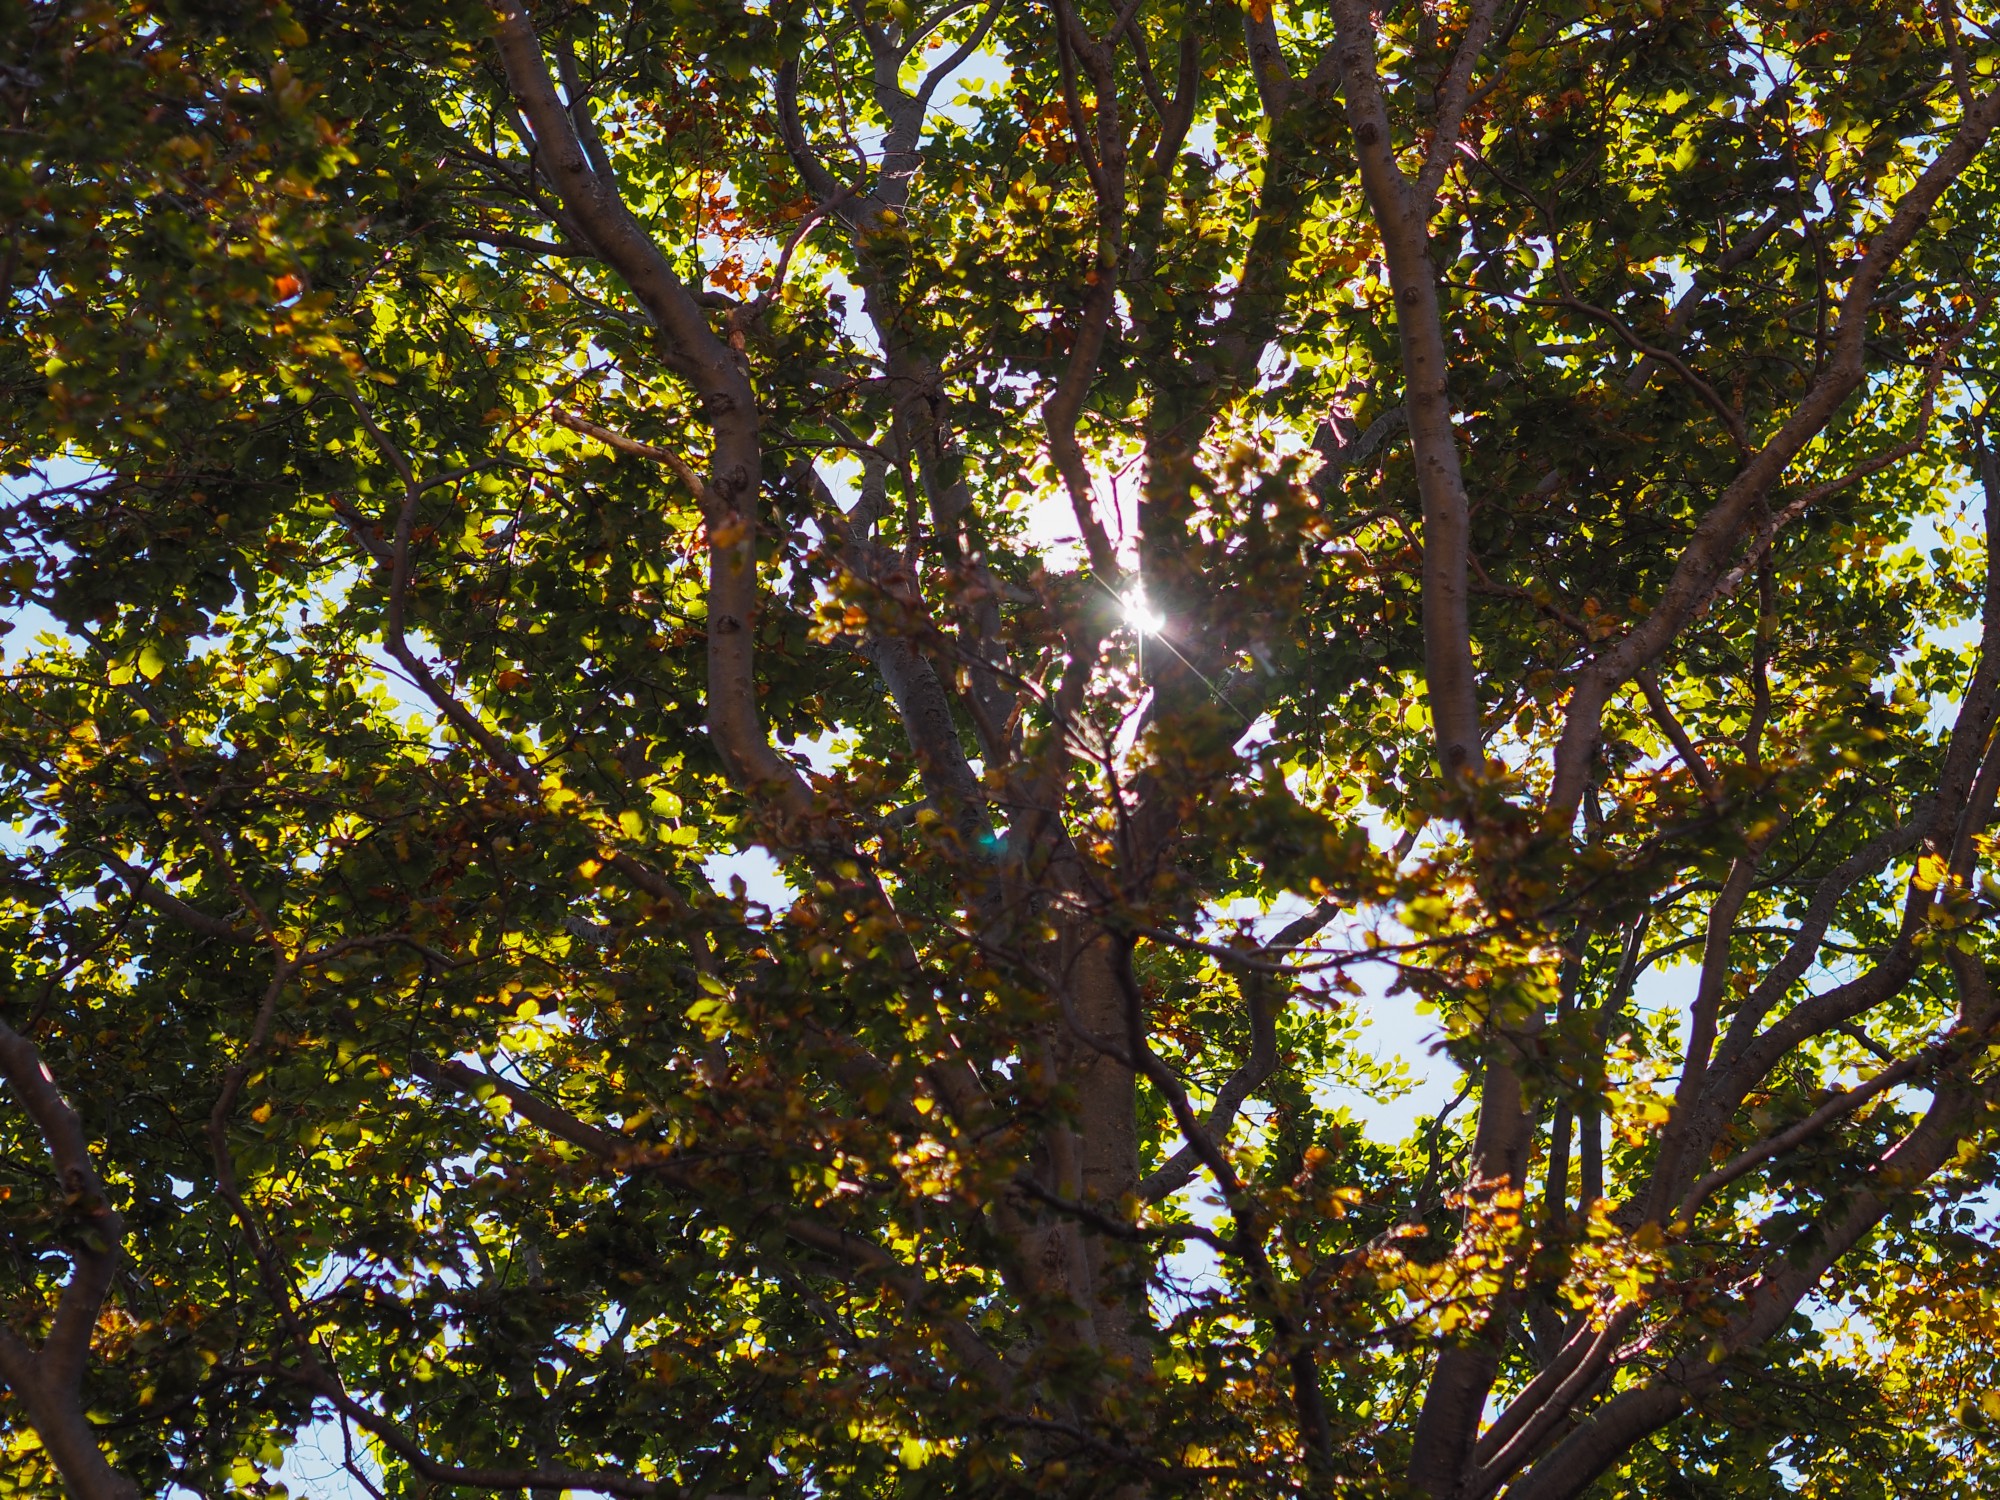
806,465 -> 995,853
1675,1039 -> 1942,1225
1509,972 -> 1999,1500
1666,462 -> 2000,1181
912,0 -> 1005,114
1466,1305 -> 1641,1498
1332,0 -> 1482,785
552,408 -> 715,503
491,0 -> 802,809
1548,86 -> 2000,819
1710,811 -> 1927,1072
1244,7 -> 1293,120
0,1018 -> 140,1500
773,40 -> 1023,748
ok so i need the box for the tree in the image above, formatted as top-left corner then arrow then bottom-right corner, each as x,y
6,0 -> 2000,1494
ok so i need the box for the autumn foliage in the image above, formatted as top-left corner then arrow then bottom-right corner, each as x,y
6,0 -> 2000,1497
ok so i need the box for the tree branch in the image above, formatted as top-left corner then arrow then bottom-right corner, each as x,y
1332,0 -> 1482,785
1413,0 -> 1505,206
551,408 -> 714,505
0,1017 -> 140,1500
491,0 -> 802,809
99,849 -> 256,942
1043,0 -> 1128,583
1244,6 -> 1294,120
269,1361 -> 696,1498
1552,293 -> 1750,451
1140,901 -> 1338,1200
1109,939 -> 1332,1464
1509,983 -> 1999,1500
414,1056 -> 1012,1390
1548,85 -> 2000,819
1633,670 -> 1719,801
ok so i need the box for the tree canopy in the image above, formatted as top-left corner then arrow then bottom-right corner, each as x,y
8,0 -> 2000,1495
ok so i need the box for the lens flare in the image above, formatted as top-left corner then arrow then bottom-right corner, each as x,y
1121,590 -> 1165,635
